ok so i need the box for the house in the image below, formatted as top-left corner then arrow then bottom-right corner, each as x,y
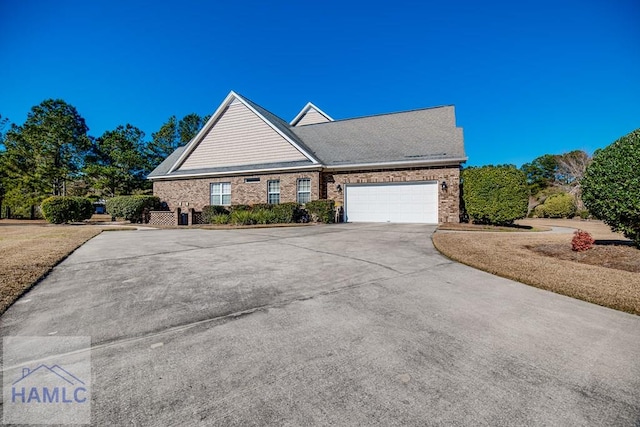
148,91 -> 466,224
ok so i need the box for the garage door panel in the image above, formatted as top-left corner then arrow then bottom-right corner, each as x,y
345,182 -> 438,224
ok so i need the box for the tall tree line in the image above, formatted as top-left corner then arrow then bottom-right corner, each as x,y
0,99 -> 208,217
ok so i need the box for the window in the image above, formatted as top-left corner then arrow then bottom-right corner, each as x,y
297,178 -> 311,203
267,180 -> 280,204
210,182 -> 231,205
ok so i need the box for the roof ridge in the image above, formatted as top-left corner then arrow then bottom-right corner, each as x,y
290,102 -> 334,126
315,104 -> 455,125
234,92 -> 291,128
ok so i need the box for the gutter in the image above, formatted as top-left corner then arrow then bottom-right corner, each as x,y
148,164 -> 324,181
148,157 -> 468,181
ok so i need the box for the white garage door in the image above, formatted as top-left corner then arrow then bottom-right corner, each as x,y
344,182 -> 438,223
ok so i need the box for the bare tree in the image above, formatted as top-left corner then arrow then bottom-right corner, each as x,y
555,150 -> 591,209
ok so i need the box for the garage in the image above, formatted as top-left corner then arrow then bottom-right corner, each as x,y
344,181 -> 439,223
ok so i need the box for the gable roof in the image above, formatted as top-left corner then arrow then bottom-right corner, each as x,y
148,92 -> 466,180
290,102 -> 334,126
291,106 -> 466,168
167,91 -> 319,174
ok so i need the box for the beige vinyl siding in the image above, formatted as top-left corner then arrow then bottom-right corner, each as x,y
295,108 -> 331,126
178,101 -> 308,170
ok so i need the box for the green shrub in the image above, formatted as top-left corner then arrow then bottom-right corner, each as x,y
270,202 -> 302,223
533,204 -> 546,218
250,203 -> 272,211
217,203 -> 304,224
106,195 -> 161,223
229,204 -> 251,213
582,128 -> 640,247
41,196 -> 93,224
305,199 -> 335,223
230,210 -> 255,225
252,208 -> 277,224
538,193 -> 576,218
576,209 -> 590,220
212,213 -> 230,224
71,197 -> 94,222
462,166 -> 528,225
202,205 -> 230,223
41,197 -> 76,224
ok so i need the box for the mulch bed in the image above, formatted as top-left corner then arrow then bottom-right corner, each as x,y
529,242 -> 640,273
438,223 -> 546,232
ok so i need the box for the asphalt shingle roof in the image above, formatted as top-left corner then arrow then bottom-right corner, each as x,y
291,106 -> 465,165
148,145 -> 187,178
148,95 -> 465,179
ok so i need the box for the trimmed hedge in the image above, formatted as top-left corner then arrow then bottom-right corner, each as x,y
582,128 -> 640,247
41,196 -> 93,224
305,199 -> 335,223
106,195 -> 161,223
270,202 -> 303,223
201,203 -> 305,225
72,197 -> 94,221
462,166 -> 528,225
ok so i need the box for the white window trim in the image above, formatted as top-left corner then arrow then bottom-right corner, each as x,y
210,182 -> 231,206
267,180 -> 280,204
297,178 -> 311,204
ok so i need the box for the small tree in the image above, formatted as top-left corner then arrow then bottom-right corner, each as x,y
582,129 -> 640,247
462,166 -> 528,225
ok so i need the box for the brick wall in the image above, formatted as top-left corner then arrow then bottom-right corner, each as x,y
153,171 -> 321,211
153,166 -> 461,223
148,210 -> 176,226
323,166 -> 461,223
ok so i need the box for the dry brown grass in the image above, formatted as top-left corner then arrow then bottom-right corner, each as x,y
0,220 -> 109,314
433,219 -> 640,316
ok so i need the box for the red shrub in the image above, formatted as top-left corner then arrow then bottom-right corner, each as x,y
571,230 -> 595,252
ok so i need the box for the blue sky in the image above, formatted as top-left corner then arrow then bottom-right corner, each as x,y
1,0 -> 638,167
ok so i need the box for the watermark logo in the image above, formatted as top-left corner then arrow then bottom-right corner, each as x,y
11,364 -> 88,404
3,336 -> 91,425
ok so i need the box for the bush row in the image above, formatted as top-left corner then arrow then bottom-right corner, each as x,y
106,195 -> 161,223
41,196 -> 93,224
201,200 -> 335,225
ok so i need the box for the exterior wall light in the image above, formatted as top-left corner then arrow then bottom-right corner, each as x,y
441,181 -> 448,191
336,184 -> 342,192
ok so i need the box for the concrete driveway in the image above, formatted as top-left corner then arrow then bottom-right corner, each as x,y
2,224 -> 639,425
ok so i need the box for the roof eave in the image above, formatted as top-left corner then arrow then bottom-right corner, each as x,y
148,163 -> 324,181
323,157 -> 468,171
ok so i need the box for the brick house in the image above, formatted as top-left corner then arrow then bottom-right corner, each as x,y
148,91 -> 467,224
